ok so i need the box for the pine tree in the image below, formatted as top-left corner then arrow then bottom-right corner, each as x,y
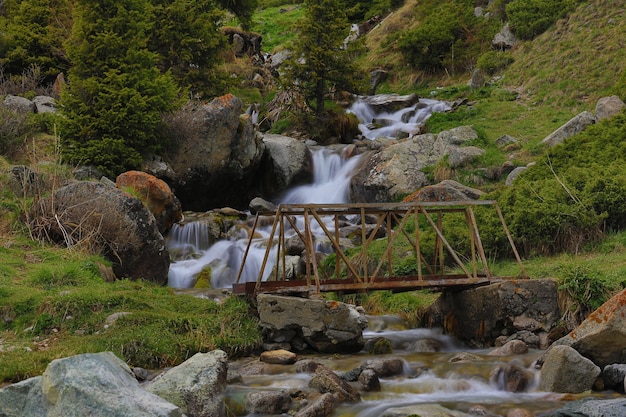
287,0 -> 364,118
149,0 -> 228,98
60,0 -> 181,177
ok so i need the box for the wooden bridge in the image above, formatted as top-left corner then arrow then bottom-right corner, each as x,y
232,200 -> 527,297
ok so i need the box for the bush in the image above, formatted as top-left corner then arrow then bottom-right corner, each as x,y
506,0 -> 578,40
477,50 -> 514,75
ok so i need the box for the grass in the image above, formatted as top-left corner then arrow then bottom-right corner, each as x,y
249,4 -> 305,52
0,231 -> 261,383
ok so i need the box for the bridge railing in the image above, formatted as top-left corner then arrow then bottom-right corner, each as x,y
234,200 -> 526,296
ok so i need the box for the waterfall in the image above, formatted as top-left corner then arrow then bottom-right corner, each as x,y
348,97 -> 450,140
167,148 -> 361,289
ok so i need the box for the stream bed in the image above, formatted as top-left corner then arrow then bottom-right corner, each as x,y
223,316 -> 618,417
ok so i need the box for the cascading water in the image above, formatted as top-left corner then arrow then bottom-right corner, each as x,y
348,96 -> 450,140
167,95 -> 450,289
166,148 -> 362,289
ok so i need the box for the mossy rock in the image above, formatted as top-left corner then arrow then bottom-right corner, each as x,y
194,266 -> 212,289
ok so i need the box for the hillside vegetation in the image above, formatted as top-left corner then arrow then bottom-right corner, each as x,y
0,0 -> 625,383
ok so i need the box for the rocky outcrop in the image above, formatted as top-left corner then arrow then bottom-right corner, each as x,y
550,288 -> 626,368
539,345 -> 601,393
350,126 -> 480,203
595,95 -> 625,120
166,95 -> 265,211
552,398 -> 626,417
402,180 -> 484,202
257,294 -> 368,353
145,350 -> 228,417
0,352 -> 182,417
542,111 -> 596,147
29,181 -> 169,284
422,279 -> 560,348
116,170 -> 182,234
493,23 -> 516,49
2,94 -> 36,113
258,134 -> 313,197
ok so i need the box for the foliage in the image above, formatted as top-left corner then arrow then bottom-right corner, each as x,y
488,113 -> 626,256
286,0 -> 366,117
476,50 -> 514,75
506,0 -> 579,40
59,0 -> 182,178
249,5 -> 304,52
149,0 -> 229,99
0,235 -> 261,382
0,0 -> 72,83
397,0 -> 498,73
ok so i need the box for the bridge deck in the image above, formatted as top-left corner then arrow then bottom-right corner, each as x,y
233,201 -> 526,297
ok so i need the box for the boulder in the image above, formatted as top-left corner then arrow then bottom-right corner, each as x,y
0,376 -> 46,417
358,368 -> 381,392
551,288 -> 626,368
29,181 -> 169,284
505,166 -> 527,186
595,95 -> 625,120
495,134 -> 518,148
422,279 -> 560,348
257,294 -> 368,353
350,126 -> 481,203
493,23 -> 516,49
259,349 -> 297,365
294,392 -> 335,417
542,111 -> 596,147
539,345 -> 601,393
488,340 -> 528,356
32,96 -> 57,113
381,403 -> 468,417
259,134 -> 313,196
362,357 -> 405,377
489,364 -> 533,392
2,94 -> 35,113
166,95 -> 265,211
245,390 -> 291,414
447,146 -> 485,168
145,350 -> 228,417
402,180 -> 484,203
552,398 -> 626,417
249,197 -> 277,214
603,364 -> 626,391
357,93 -> 420,114
35,352 -> 180,417
309,365 -> 360,403
116,171 -> 182,234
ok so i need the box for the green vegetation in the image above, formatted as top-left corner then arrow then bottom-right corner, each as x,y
506,0 -> 580,40
286,0 -> 365,117
0,234 -> 260,382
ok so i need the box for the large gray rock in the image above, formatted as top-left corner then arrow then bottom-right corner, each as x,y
551,288 -> 626,368
422,279 -> 560,348
381,403 -> 469,417
259,134 -> 313,196
595,95 -> 625,120
257,294 -> 368,353
553,398 -> 626,417
39,352 -> 181,417
350,126 -> 480,203
29,181 -> 169,284
493,23 -> 516,49
309,365 -> 360,403
3,94 -> 35,113
539,345 -> 601,393
245,390 -> 291,414
603,364 -> 626,390
166,95 -> 265,210
0,376 -> 46,417
146,350 -> 228,417
32,96 -> 57,113
542,111 -> 596,147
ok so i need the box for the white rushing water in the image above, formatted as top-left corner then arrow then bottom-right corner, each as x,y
167,148 -> 362,289
348,97 -> 450,140
167,95 -> 449,289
